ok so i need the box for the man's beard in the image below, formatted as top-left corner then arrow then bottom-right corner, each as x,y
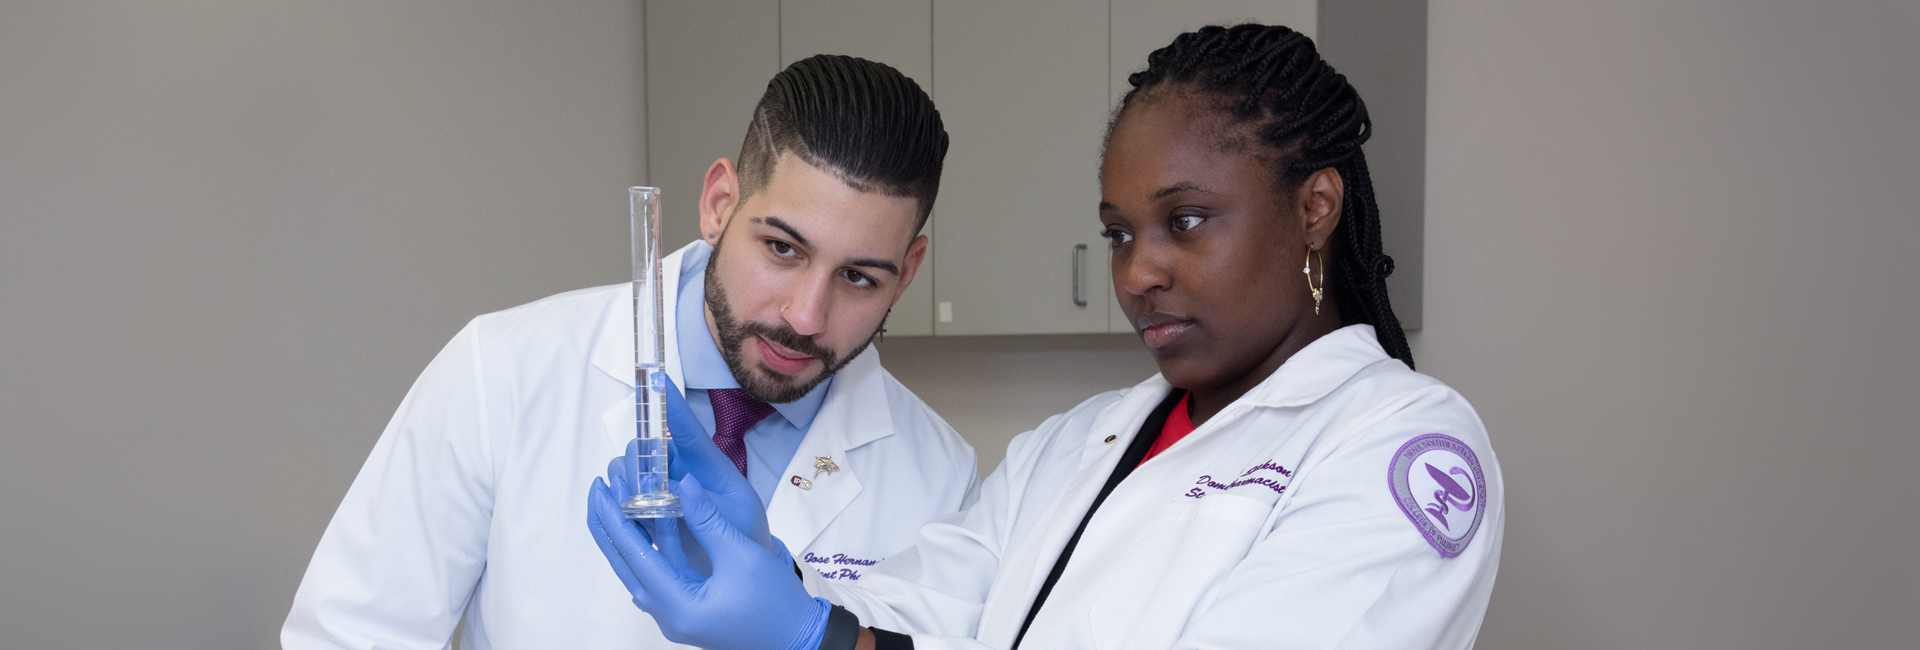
704,247 -> 877,404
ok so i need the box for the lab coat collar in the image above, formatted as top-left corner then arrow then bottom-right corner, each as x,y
593,244 -> 696,450
1239,324 -> 1395,409
1076,323 -> 1394,463
761,343 -> 893,554
1105,324 -> 1394,417
591,243 -> 697,395
800,345 -> 893,450
673,242 -> 731,391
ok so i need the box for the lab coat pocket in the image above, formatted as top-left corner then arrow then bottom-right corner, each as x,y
1088,492 -> 1272,650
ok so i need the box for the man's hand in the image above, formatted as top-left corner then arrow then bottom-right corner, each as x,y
606,375 -> 773,552
587,474 -> 829,650
659,376 -> 772,551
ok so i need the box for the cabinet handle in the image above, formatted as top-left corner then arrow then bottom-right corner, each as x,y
1071,243 -> 1089,307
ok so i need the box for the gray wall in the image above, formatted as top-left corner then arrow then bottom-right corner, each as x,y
0,2 -> 644,647
2,1 -> 1916,649
1318,0 -> 1426,330
1422,2 -> 1919,648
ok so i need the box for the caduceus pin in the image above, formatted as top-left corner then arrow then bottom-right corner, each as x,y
813,455 -> 840,480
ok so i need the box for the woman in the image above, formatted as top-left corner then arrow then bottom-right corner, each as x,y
588,24 -> 1503,650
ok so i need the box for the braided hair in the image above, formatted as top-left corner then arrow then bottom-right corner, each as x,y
1115,23 -> 1413,368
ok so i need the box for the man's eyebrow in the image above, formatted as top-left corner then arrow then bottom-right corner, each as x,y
1152,182 -> 1215,200
751,216 -> 813,250
846,258 -> 900,277
751,216 -> 898,277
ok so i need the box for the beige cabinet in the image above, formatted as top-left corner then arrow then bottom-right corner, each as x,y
647,0 -> 1349,338
644,0 -> 780,251
930,0 -> 1112,335
780,0 -> 931,87
647,0 -> 938,335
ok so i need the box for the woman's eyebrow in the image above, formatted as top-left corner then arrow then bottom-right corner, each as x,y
1152,182 -> 1216,200
1099,182 -> 1217,211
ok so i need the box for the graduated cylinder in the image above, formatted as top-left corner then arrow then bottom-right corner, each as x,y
623,186 -> 682,519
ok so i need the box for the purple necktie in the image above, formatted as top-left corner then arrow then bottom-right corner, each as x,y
708,388 -> 776,478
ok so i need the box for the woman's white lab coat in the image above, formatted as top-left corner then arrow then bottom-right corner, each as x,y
806,325 -> 1503,650
284,244 -> 979,650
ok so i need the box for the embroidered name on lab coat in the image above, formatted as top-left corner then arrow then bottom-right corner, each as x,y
1184,459 -> 1293,499
802,552 -> 879,580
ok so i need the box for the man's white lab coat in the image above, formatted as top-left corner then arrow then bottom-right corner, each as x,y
807,325 -> 1503,650
284,245 -> 980,650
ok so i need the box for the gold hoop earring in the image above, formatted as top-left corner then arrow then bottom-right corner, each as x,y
1303,246 -> 1325,315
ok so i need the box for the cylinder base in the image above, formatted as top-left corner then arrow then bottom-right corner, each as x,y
621,492 -> 684,519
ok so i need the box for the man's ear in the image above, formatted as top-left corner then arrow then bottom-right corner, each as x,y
896,234 -> 930,298
1300,167 -> 1345,250
699,158 -> 741,243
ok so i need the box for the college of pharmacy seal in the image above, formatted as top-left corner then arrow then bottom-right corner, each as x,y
1389,433 -> 1486,558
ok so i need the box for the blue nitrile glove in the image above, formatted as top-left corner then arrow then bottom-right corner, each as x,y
587,473 -> 830,650
656,375 -> 772,551
607,375 -> 773,551
603,455 -> 708,575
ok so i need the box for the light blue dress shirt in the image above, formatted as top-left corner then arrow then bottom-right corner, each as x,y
675,242 -> 831,509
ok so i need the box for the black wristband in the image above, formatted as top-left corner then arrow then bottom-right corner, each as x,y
870,627 -> 914,650
817,605 -> 862,650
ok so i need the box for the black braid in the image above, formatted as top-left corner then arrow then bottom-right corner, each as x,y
1114,23 -> 1413,369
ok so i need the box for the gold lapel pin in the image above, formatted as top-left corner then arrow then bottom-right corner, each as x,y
790,475 -> 813,490
813,455 -> 841,480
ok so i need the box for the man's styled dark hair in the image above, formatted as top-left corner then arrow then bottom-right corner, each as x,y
737,54 -> 948,233
1115,24 -> 1413,368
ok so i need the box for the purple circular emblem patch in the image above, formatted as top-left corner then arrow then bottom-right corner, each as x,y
1389,433 -> 1486,558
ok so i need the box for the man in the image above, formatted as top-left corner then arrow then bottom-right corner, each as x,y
284,55 -> 978,650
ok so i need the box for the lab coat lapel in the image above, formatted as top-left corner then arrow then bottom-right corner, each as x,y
764,347 -> 893,554
983,327 -> 1395,644
595,244 -> 695,449
1015,378 -> 1173,607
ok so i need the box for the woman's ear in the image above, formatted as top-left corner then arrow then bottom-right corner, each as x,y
698,158 -> 740,243
1299,167 -> 1345,249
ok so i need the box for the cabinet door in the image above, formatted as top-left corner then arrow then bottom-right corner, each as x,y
931,0 -> 1111,335
780,0 -> 931,87
1105,0 -> 1318,334
780,0 -> 936,337
645,0 -> 780,250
